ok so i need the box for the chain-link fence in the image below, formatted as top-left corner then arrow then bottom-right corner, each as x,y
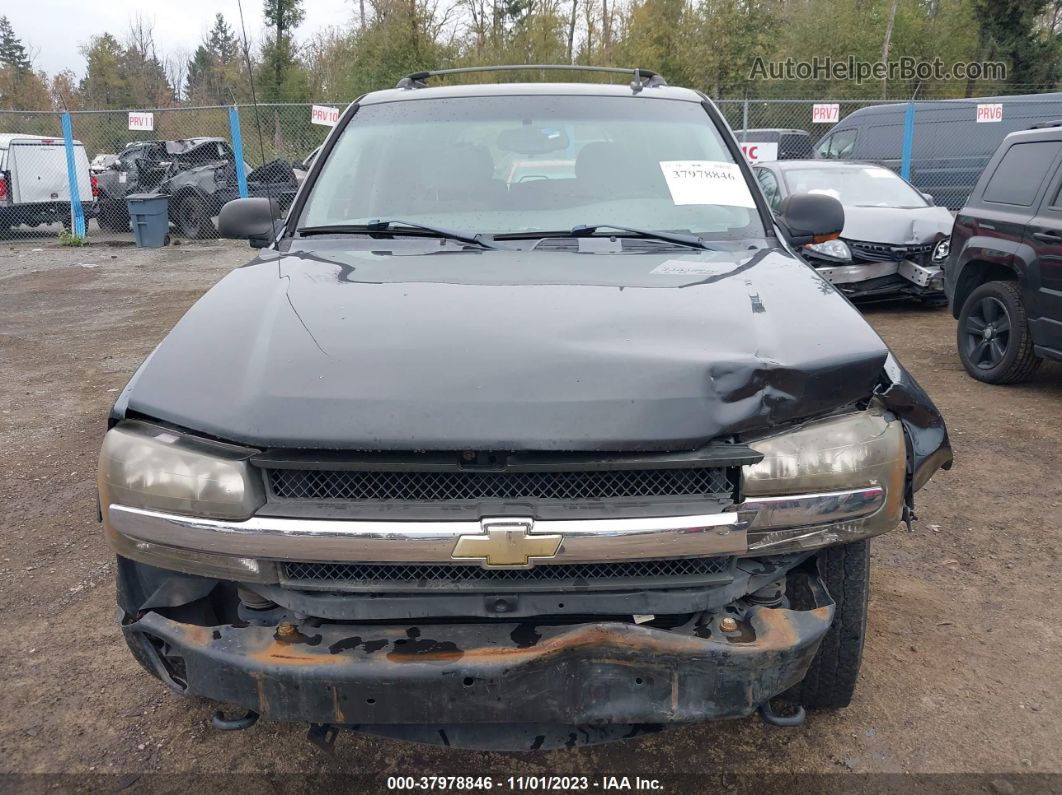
1,94 -> 1059,243
0,103 -> 337,243
721,94 -> 1062,210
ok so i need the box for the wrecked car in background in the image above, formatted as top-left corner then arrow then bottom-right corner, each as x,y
98,66 -> 952,751
95,137 -> 298,238
753,159 -> 954,304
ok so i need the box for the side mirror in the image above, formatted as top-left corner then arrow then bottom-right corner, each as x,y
920,192 -> 935,205
776,192 -> 845,246
218,197 -> 282,248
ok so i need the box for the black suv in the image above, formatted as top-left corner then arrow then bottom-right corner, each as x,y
98,67 -> 951,750
95,138 -> 298,238
945,124 -> 1062,383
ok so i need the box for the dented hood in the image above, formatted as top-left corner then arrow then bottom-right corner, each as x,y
840,204 -> 954,245
124,241 -> 892,451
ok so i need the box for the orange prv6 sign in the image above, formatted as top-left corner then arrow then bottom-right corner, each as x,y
976,103 -> 1003,123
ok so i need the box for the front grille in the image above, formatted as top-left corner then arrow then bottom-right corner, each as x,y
849,240 -> 934,263
280,556 -> 732,591
267,467 -> 734,502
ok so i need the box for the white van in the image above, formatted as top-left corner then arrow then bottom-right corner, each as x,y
0,134 -> 96,230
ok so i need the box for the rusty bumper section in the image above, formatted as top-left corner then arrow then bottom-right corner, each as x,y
123,597 -> 833,727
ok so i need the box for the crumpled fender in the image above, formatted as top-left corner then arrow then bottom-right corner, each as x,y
876,352 -> 953,510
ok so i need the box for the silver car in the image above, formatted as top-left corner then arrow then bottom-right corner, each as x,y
753,159 -> 954,303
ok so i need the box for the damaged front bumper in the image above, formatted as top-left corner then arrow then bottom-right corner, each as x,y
119,559 -> 834,739
812,259 -> 945,302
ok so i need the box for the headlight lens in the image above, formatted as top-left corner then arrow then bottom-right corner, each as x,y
98,420 -> 264,521
803,239 -> 851,261
740,408 -> 907,553
932,238 -> 950,263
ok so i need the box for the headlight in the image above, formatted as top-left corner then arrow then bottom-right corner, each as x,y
932,238 -> 950,263
99,421 -> 270,580
739,408 -> 907,554
98,420 -> 264,521
803,238 -> 851,261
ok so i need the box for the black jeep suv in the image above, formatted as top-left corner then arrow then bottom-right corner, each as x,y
945,124 -> 1062,383
98,66 -> 951,750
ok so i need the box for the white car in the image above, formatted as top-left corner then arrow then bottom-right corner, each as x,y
753,159 -> 954,303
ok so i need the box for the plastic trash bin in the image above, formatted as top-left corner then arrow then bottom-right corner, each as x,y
126,193 -> 170,248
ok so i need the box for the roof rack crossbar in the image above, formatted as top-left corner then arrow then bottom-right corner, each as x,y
395,65 -> 667,92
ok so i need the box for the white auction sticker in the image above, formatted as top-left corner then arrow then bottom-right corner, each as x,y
976,103 -> 1003,123
740,141 -> 778,164
651,260 -> 731,276
311,104 -> 341,126
128,112 -> 154,131
864,167 -> 894,178
659,161 -> 756,207
812,103 -> 840,124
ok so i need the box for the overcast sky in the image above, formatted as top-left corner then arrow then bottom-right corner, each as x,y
6,0 -> 356,79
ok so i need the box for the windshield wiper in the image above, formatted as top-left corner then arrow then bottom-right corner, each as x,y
296,219 -> 498,249
495,224 -> 714,251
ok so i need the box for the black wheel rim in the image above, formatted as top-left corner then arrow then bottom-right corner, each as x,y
963,296 -> 1011,370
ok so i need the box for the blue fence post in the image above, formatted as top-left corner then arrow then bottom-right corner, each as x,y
60,111 -> 86,238
229,105 -> 249,199
900,101 -> 915,181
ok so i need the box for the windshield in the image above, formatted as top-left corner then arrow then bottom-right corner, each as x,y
781,165 -> 928,208
299,95 -> 764,240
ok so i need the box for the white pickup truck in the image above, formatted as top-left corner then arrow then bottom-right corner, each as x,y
0,134 -> 96,231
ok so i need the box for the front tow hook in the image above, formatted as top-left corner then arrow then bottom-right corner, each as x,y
758,700 -> 806,727
211,709 -> 259,731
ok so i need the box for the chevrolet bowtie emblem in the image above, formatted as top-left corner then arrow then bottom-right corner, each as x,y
452,518 -> 562,568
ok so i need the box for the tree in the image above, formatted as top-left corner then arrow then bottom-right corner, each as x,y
331,0 -> 455,98
0,16 -> 32,72
51,69 -> 81,110
966,0 -> 1062,95
122,15 -> 175,106
0,67 -> 50,110
186,14 -> 246,103
79,33 -> 130,107
207,13 -> 240,65
259,0 -> 306,100
0,15 -> 49,110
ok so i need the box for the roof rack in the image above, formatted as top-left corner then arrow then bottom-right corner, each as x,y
1028,119 -> 1062,129
395,65 -> 667,93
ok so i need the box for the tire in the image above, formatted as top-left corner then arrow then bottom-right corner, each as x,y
97,199 -> 130,232
957,280 -> 1041,384
787,540 -> 870,710
175,195 -> 216,239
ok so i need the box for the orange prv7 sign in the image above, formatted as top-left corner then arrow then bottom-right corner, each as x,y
812,103 -> 840,124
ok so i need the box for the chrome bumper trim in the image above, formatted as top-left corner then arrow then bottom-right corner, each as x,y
815,261 -> 897,285
736,486 -> 885,531
107,506 -> 746,564
105,485 -> 886,567
897,260 -> 943,288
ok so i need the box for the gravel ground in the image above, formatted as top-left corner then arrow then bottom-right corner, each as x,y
1,239 -> 1060,787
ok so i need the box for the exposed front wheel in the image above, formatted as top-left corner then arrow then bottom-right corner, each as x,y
786,540 -> 869,710
175,195 -> 216,239
957,280 -> 1041,384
